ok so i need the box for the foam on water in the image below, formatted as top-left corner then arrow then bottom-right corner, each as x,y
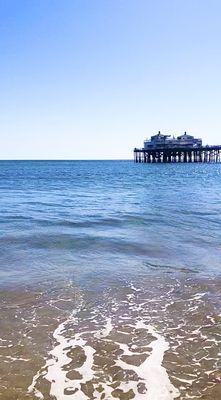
28,298 -> 180,399
28,306 -> 95,400
25,277 -> 221,400
28,310 -> 116,399
115,321 -> 180,399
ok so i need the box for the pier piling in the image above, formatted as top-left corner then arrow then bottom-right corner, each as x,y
134,147 -> 221,163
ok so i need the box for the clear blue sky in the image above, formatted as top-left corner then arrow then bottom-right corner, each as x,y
0,0 -> 221,159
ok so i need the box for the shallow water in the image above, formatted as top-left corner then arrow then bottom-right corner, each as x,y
0,161 -> 221,399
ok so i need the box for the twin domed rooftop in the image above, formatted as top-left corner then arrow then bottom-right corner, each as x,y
144,131 -> 202,149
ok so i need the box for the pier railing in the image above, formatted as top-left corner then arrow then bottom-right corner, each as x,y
134,146 -> 221,163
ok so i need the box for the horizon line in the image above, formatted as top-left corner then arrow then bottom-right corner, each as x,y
0,158 -> 133,161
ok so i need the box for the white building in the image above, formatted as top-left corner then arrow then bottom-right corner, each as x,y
144,132 -> 202,149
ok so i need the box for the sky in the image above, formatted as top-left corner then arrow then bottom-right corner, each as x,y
0,0 -> 221,159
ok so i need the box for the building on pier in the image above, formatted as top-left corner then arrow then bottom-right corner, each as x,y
144,131 -> 202,150
134,131 -> 221,163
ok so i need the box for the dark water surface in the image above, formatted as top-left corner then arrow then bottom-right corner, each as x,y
0,161 -> 221,399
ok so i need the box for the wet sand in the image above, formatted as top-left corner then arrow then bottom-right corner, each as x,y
1,274 -> 221,400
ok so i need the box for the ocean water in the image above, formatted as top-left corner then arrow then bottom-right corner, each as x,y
0,160 -> 221,400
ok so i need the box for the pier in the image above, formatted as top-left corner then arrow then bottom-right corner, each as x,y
134,146 -> 221,163
134,132 -> 221,163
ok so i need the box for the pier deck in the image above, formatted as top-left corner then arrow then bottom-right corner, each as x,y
134,146 -> 221,163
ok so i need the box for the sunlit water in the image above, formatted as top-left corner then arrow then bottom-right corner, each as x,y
0,161 -> 221,400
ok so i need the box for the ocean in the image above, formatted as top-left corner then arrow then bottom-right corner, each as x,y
0,160 -> 221,400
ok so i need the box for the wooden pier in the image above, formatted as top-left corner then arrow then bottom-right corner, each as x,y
134,146 -> 221,163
